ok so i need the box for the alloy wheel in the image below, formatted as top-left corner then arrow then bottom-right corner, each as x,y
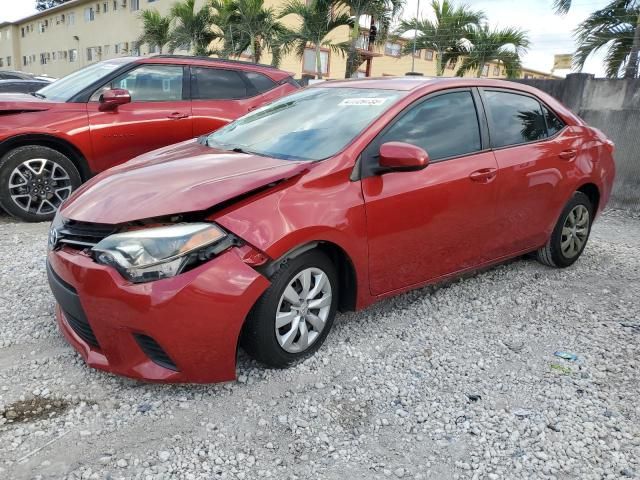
8,158 -> 73,216
275,267 -> 332,354
561,204 -> 590,258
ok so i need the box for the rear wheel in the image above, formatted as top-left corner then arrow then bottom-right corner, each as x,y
242,250 -> 338,368
0,146 -> 81,222
537,191 -> 593,268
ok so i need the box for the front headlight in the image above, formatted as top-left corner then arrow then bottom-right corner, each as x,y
92,223 -> 231,283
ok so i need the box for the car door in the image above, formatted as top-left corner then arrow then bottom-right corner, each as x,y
361,88 -> 500,296
481,89 -> 576,254
190,66 -> 261,137
87,64 -> 192,172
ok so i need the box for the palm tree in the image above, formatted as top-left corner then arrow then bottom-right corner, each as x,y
138,10 -> 172,54
279,0 -> 353,79
455,25 -> 530,78
396,0 -> 485,76
229,0 -> 289,64
574,0 -> 640,78
338,0 -> 406,78
210,0 -> 242,59
169,0 -> 217,55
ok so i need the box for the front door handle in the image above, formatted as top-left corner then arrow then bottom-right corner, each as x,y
167,112 -> 189,120
559,149 -> 577,160
469,168 -> 497,183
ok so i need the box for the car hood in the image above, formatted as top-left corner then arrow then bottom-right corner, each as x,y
0,93 -> 55,112
61,140 -> 310,224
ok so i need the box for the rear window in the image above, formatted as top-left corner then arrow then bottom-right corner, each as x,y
244,71 -> 277,93
191,67 -> 248,100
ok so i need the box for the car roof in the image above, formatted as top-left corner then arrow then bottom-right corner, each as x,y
314,76 -> 548,94
0,79 -> 47,84
137,55 -> 294,81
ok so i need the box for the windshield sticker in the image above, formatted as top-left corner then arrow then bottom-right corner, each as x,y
339,98 -> 388,106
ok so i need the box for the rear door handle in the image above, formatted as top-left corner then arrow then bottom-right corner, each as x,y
167,112 -> 189,120
559,149 -> 577,160
469,168 -> 497,183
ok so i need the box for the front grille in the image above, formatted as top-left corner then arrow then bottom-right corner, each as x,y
134,334 -> 179,371
57,220 -> 117,249
65,311 -> 101,349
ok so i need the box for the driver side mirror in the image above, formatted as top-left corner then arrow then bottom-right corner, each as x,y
378,142 -> 430,173
99,88 -> 131,112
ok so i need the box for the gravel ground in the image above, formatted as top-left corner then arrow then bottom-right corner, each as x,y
0,210 -> 639,480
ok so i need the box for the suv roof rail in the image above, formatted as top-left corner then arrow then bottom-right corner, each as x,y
151,54 -> 283,71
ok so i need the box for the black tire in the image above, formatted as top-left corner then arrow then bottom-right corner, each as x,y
0,145 -> 82,222
537,191 -> 593,268
242,250 -> 339,368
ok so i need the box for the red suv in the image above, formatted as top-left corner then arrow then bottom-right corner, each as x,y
47,77 -> 615,383
0,55 -> 299,222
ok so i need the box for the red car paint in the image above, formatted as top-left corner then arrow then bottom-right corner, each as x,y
0,56 -> 298,176
48,77 -> 615,383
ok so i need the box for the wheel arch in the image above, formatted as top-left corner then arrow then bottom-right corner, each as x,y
0,134 -> 92,181
576,182 -> 600,215
259,240 -> 358,313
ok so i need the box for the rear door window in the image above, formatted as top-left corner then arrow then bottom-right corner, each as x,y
243,71 -> 276,94
543,105 -> 565,136
191,67 -> 248,100
484,90 -> 547,147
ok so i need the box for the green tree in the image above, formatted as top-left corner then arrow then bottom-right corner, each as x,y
279,0 -> 353,79
138,10 -> 172,54
209,0 -> 243,59
396,0 -> 485,76
338,0 -> 406,78
169,0 -> 217,55
455,25 -> 530,78
574,0 -> 640,78
229,0 -> 289,64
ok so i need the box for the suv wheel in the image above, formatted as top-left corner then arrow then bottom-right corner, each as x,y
0,146 -> 82,222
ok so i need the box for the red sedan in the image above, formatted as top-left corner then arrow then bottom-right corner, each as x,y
46,77 -> 615,383
0,55 -> 298,222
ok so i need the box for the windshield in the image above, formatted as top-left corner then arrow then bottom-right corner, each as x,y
37,60 -> 131,102
206,87 -> 404,161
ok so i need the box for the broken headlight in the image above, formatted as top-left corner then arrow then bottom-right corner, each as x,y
92,223 -> 230,283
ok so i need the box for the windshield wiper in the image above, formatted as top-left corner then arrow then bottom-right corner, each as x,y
30,92 -> 46,99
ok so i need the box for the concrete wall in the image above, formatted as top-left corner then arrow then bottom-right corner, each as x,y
518,73 -> 640,212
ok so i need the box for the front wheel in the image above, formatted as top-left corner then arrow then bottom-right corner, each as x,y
0,146 -> 82,222
242,250 -> 338,368
537,191 -> 593,268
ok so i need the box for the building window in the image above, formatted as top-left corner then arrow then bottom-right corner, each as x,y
104,44 -> 110,55
68,12 -> 75,25
384,42 -> 401,57
425,50 -> 434,61
481,63 -> 489,77
22,56 -> 27,66
103,2 -> 108,12
493,65 -> 500,76
7,57 -> 11,66
131,0 -> 140,11
96,3 -> 101,13
113,0 -> 118,10
38,22 -> 45,33
40,53 -> 47,65
69,49 -> 78,62
21,27 -> 25,38
0,59 -> 3,67
447,60 -> 456,70
302,48 -> 329,76
85,7 -> 95,22
412,49 -> 421,59
87,47 -> 94,62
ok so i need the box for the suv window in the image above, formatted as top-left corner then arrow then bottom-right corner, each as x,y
191,67 -> 248,100
376,91 -> 482,161
244,71 -> 276,93
484,91 -> 548,147
91,65 -> 184,102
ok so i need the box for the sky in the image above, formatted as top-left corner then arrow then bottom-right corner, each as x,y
1,0 -> 612,77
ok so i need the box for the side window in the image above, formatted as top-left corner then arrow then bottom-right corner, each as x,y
543,105 -> 565,136
191,67 -> 248,100
377,91 -> 482,162
244,71 -> 276,94
91,65 -> 184,102
484,91 -> 547,147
